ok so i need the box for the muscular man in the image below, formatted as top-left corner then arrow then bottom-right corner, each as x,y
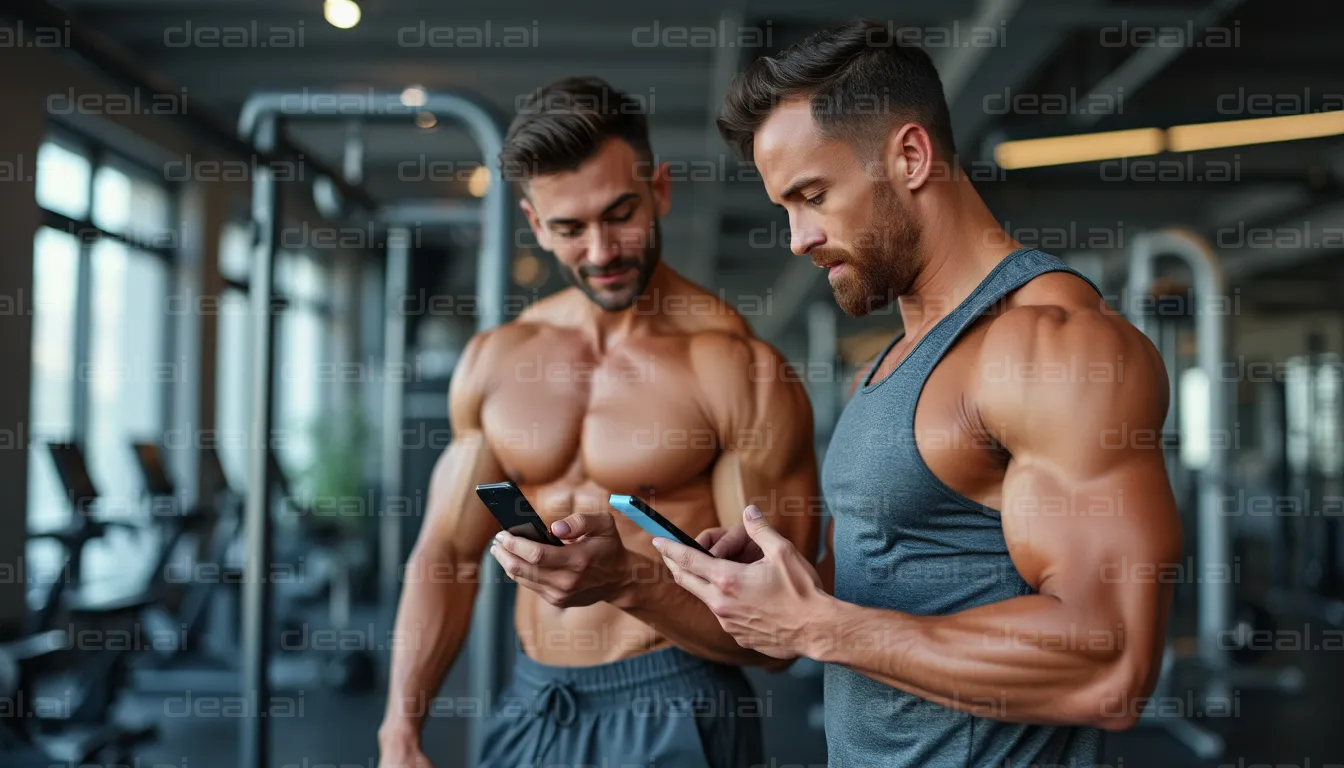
655,19 -> 1182,768
376,76 -> 820,768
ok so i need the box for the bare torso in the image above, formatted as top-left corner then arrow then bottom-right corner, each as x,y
477,287 -> 754,665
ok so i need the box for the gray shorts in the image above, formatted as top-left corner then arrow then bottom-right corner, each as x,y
479,646 -> 765,768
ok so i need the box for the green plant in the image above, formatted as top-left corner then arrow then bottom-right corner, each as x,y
298,405 -> 372,533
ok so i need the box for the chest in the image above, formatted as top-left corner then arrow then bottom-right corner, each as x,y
479,344 -> 719,494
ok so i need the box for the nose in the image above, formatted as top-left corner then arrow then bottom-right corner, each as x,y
790,221 -> 825,256
585,225 -> 621,267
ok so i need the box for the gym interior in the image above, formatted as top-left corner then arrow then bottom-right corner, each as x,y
1,0 -> 1343,766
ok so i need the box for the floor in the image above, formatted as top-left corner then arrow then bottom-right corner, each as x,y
109,627 -> 1344,768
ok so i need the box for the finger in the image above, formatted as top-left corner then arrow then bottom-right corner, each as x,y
695,527 -> 727,548
709,526 -> 752,559
490,543 -> 540,583
659,552 -> 717,604
495,531 -> 567,568
742,505 -> 790,556
652,537 -> 721,580
553,511 -> 616,540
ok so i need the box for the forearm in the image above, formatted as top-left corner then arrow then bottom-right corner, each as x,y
811,593 -> 1139,727
380,547 -> 481,737
614,553 -> 788,670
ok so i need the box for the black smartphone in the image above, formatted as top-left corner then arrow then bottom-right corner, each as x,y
475,481 -> 565,546
609,494 -> 713,556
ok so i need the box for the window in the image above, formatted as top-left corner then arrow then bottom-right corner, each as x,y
27,134 -> 176,597
215,224 -> 334,497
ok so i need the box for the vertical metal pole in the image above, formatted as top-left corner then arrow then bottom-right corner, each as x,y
241,115 -> 281,768
466,129 -> 511,768
379,229 -> 410,618
1128,230 -> 1229,683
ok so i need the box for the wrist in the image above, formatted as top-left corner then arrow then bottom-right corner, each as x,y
609,550 -> 656,611
803,593 -> 845,663
377,718 -> 422,746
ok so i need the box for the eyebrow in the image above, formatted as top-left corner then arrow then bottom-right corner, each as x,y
779,175 -> 824,202
545,192 -> 640,227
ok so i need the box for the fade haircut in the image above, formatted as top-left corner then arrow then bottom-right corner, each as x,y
717,18 -> 956,162
500,76 -> 652,185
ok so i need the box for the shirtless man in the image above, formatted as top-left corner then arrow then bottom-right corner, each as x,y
376,76 -> 820,768
655,19 -> 1183,768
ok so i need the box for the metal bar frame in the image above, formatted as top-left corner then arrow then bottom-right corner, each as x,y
237,89 -> 511,768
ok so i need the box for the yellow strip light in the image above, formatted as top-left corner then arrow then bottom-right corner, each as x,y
1168,110 -> 1344,152
994,128 -> 1165,170
994,111 -> 1344,170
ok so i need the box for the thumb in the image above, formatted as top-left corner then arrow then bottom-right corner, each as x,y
552,511 -> 616,540
742,505 -> 786,553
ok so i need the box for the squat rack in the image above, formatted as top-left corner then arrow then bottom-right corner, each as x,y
236,92 -> 512,768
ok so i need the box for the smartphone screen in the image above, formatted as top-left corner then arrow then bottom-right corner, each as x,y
475,481 -> 564,546
609,495 -> 713,556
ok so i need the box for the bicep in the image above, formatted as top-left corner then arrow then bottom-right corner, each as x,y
1001,445 -> 1181,663
415,429 -> 506,563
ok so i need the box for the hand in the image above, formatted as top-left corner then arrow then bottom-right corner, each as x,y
696,524 -> 765,563
491,511 -> 636,608
656,505 -> 829,660
378,729 -> 434,768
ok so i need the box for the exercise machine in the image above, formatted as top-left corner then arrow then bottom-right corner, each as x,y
1126,229 -> 1303,759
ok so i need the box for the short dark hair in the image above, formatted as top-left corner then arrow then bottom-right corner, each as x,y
501,76 -> 652,184
717,19 -> 956,162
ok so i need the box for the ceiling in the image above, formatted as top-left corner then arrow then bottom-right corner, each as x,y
45,0 -> 1344,342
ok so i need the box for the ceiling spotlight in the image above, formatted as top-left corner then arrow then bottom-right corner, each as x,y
323,0 -> 361,29
400,86 -> 428,108
415,112 -> 438,129
468,165 -> 491,197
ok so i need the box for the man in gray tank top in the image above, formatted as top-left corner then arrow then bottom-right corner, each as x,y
653,18 -> 1183,768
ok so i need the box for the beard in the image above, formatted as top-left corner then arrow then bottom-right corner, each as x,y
822,183 -> 921,317
563,218 -> 662,312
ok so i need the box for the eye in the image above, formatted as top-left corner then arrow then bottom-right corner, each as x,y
556,226 -> 583,239
605,203 -> 637,224
806,193 -> 826,207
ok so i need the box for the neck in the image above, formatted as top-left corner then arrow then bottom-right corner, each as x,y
579,260 -> 680,351
897,176 -> 1020,339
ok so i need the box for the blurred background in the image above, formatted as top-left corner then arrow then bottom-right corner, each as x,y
0,0 -> 1343,766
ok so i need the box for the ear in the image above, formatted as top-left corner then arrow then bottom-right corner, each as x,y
519,196 -> 551,251
649,161 -> 672,218
883,123 -> 935,193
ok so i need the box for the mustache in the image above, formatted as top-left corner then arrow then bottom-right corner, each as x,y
810,249 -> 852,269
579,259 -> 642,278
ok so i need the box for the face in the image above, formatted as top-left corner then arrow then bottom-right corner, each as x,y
753,97 -> 924,317
521,138 -> 671,312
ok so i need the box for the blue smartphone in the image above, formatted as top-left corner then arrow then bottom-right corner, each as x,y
608,495 -> 713,556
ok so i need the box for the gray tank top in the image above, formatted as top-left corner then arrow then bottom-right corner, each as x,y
820,248 -> 1106,767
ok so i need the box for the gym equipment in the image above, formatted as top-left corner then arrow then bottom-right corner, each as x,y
1266,338 -> 1344,625
1127,229 -> 1303,759
267,452 -> 376,695
0,629 -> 156,767
25,442 -> 162,727
236,88 -> 510,768
27,443 -> 142,633
127,442 -> 243,686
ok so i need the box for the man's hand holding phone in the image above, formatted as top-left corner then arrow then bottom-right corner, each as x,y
489,509 -> 638,609
695,524 -> 765,563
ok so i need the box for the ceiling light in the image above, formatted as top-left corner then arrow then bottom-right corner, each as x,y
324,0 -> 361,30
468,165 -> 491,197
1168,111 -> 1344,152
994,128 -> 1165,170
400,86 -> 427,108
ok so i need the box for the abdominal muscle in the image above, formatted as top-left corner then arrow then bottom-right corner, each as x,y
509,476 -> 719,667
